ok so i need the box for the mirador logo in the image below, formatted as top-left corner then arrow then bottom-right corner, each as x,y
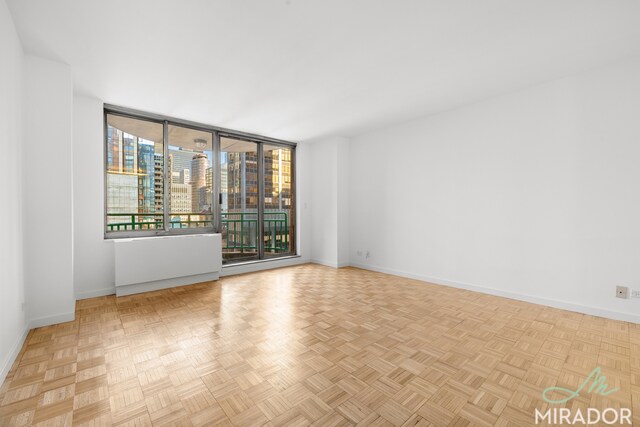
534,367 -> 632,425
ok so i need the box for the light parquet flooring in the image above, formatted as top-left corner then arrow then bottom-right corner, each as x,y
1,264 -> 639,426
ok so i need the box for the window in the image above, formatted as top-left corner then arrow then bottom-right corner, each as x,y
106,114 -> 164,232
104,106 -> 296,262
167,125 -> 214,229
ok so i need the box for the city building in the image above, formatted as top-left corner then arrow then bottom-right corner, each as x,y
220,161 -> 228,211
105,173 -> 138,216
205,166 -> 213,210
190,153 -> 210,213
170,183 -> 191,214
169,149 -> 196,184
264,147 -> 291,211
226,152 -> 257,212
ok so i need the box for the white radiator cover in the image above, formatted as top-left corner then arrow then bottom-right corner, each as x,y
114,234 -> 222,296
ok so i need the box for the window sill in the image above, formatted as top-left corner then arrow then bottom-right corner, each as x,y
222,255 -> 301,268
104,230 -> 217,240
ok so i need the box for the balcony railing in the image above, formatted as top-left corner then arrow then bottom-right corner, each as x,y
106,211 -> 290,254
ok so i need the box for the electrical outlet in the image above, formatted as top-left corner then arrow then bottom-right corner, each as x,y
616,286 -> 628,299
631,289 -> 640,298
356,250 -> 363,257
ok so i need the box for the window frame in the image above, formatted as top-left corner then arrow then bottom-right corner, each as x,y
103,104 -> 297,256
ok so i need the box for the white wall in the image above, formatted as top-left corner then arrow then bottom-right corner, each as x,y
295,141 -> 312,264
336,141 -> 349,267
0,0 -> 26,382
307,137 -> 349,267
73,95 -> 114,299
309,139 -> 338,266
349,56 -> 640,323
23,55 -> 75,327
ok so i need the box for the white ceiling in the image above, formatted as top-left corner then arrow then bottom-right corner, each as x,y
8,0 -> 640,141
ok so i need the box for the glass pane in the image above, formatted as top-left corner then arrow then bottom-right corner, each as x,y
221,137 -> 259,261
168,125 -> 214,229
106,114 -> 164,232
263,145 -> 294,256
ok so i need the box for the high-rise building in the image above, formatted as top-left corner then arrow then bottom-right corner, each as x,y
181,169 -> 190,185
168,153 -> 192,225
106,126 -> 119,170
225,149 -> 291,212
153,153 -> 164,213
191,153 -> 210,212
170,183 -> 191,214
205,167 -> 213,210
106,174 -> 138,215
226,152 -> 258,212
220,161 -> 228,211
169,149 -> 196,184
107,128 -> 139,174
123,134 -> 137,173
265,148 -> 291,211
137,144 -> 155,213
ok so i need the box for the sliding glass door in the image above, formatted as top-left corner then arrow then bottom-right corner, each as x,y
263,144 -> 294,258
219,137 -> 295,263
220,137 -> 260,262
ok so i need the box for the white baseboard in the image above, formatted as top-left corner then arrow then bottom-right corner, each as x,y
310,259 -> 339,268
75,287 -> 115,300
28,312 -> 76,329
116,272 -> 220,296
3,312 -> 77,384
310,259 -> 350,268
350,262 -> 640,324
222,256 -> 309,277
0,326 -> 29,385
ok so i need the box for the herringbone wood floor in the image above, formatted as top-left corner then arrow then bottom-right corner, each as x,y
1,264 -> 639,426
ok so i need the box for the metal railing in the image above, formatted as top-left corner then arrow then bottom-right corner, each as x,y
106,211 -> 289,253
106,213 -> 165,231
222,212 -> 289,254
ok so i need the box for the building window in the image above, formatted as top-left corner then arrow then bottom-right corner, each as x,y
106,114 -> 165,232
104,106 -> 296,262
